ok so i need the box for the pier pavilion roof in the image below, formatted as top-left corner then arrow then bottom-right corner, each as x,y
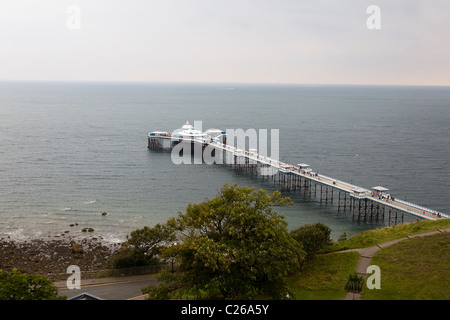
372,186 -> 389,192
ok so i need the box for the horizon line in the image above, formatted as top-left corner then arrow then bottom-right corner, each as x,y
0,79 -> 449,88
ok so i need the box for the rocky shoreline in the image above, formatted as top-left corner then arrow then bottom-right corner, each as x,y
0,234 -> 122,281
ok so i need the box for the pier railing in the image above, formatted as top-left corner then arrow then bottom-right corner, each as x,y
148,130 -> 448,223
394,199 -> 449,219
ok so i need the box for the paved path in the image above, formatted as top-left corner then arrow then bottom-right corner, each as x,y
343,227 -> 450,300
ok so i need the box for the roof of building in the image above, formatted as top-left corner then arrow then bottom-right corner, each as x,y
68,293 -> 104,300
181,121 -> 194,129
373,186 -> 389,192
352,187 -> 370,193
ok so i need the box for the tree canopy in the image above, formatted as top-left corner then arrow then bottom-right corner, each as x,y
142,184 -> 306,300
290,222 -> 332,259
0,268 -> 64,300
109,223 -> 176,269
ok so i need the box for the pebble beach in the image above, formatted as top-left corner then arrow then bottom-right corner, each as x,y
0,233 -> 120,281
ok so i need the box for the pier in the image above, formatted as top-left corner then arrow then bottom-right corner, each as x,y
148,123 -> 448,226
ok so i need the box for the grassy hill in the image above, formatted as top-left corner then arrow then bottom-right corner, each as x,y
362,231 -> 450,300
326,218 -> 450,252
287,219 -> 450,300
287,251 -> 360,300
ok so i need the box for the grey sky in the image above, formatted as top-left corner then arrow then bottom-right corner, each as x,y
1,0 -> 449,85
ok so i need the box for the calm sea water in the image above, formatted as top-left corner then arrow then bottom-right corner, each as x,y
0,81 -> 449,243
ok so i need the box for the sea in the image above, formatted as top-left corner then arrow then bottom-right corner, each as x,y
0,81 -> 449,243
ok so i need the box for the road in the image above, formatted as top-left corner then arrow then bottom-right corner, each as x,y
56,275 -> 158,300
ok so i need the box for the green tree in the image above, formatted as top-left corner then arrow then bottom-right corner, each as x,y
109,223 -> 176,268
142,184 -> 306,300
290,222 -> 332,260
0,269 -> 64,300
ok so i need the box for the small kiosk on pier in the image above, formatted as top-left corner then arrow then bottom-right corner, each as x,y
372,186 -> 390,199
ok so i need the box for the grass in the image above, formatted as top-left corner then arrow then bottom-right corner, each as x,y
362,232 -> 450,300
325,219 -> 450,252
288,218 -> 450,300
287,251 -> 360,300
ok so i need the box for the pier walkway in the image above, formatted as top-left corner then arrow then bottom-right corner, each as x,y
148,131 -> 448,225
209,140 -> 447,221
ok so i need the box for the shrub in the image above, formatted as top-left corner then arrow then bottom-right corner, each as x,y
345,272 -> 364,293
291,222 -> 332,259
